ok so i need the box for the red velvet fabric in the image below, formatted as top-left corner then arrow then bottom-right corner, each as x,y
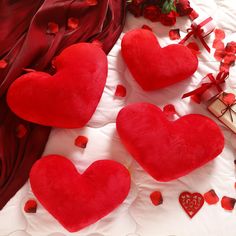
0,0 -> 126,210
7,43 -> 108,128
116,103 -> 224,181
30,155 -> 131,232
121,29 -> 198,91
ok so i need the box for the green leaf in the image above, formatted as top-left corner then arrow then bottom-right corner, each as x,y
162,0 -> 176,14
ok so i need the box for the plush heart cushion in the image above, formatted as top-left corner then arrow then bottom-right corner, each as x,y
30,155 -> 131,232
7,43 -> 108,128
116,103 -> 224,181
121,29 -> 198,91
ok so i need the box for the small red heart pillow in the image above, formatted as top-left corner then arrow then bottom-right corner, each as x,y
30,155 -> 131,232
121,29 -> 198,91
7,43 -> 108,128
116,103 -> 224,181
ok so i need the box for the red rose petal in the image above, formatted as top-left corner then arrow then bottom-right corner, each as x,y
0,59 -> 8,69
67,17 -> 79,30
214,49 -> 225,62
142,25 -> 152,31
169,29 -> 180,40
222,93 -> 235,105
223,53 -> 236,65
24,199 -> 37,213
220,62 -> 230,73
186,42 -> 201,56
221,196 -> 236,211
213,39 -> 225,50
47,22 -> 59,34
163,104 -> 176,116
225,42 -> 236,54
75,135 -> 88,149
115,84 -> 127,98
214,29 -> 225,40
204,189 -> 219,205
150,191 -> 163,206
16,124 -> 27,138
86,0 -> 98,6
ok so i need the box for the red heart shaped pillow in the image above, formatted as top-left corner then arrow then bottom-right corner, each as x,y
30,155 -> 131,232
7,43 -> 108,128
116,103 -> 224,181
121,29 -> 198,91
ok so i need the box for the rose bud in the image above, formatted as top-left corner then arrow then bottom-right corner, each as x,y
143,5 -> 161,22
160,11 -> 177,26
176,0 -> 193,16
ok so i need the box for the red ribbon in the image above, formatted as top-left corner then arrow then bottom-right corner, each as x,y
182,72 -> 229,102
179,17 -> 213,53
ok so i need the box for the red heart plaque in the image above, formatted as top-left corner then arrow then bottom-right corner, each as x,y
179,191 -> 204,218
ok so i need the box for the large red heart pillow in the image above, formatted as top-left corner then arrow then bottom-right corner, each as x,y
121,29 -> 198,91
116,103 -> 224,181
30,155 -> 131,232
7,43 -> 107,128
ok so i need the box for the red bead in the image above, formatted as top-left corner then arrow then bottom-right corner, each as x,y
24,199 -> 37,213
150,191 -> 163,206
115,84 -> 126,98
221,196 -> 236,211
163,104 -> 176,116
67,17 -> 79,30
0,59 -> 8,69
75,135 -> 88,149
47,22 -> 59,34
204,189 -> 219,205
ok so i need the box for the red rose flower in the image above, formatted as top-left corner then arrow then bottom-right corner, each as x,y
176,0 -> 193,16
160,11 -> 176,26
143,5 -> 161,22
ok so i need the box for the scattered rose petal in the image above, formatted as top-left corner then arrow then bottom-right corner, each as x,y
187,42 -> 201,56
223,53 -> 236,65
225,42 -> 236,54
150,191 -> 163,206
75,135 -> 88,149
86,0 -> 98,6
92,40 -> 103,48
169,29 -> 180,40
222,93 -> 235,105
24,199 -> 37,213
0,59 -> 8,69
213,39 -> 225,50
67,17 -> 79,30
214,49 -> 225,61
221,196 -> 236,211
16,124 -> 27,138
115,84 -> 127,97
142,25 -> 152,31
214,29 -> 225,40
47,22 -> 59,34
163,104 -> 176,116
220,62 -> 230,72
204,189 -> 219,205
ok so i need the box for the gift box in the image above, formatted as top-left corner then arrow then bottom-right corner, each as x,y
208,92 -> 236,133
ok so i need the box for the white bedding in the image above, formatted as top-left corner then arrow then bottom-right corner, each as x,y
1,0 -> 236,235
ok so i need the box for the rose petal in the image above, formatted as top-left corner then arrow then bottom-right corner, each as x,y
150,191 -> 163,206
204,189 -> 219,205
213,39 -> 225,50
47,22 -> 59,34
75,135 -> 88,149
115,84 -> 127,97
221,196 -> 236,211
0,59 -> 8,69
220,62 -> 230,72
16,124 -> 27,138
214,49 -> 225,62
142,25 -> 152,31
67,17 -> 79,30
187,42 -> 201,56
225,41 -> 236,54
223,53 -> 236,65
24,199 -> 37,213
214,29 -> 225,40
169,29 -> 180,40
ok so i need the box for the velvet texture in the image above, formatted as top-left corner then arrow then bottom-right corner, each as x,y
30,155 -> 131,232
116,103 -> 224,181
7,43 -> 108,128
121,29 -> 198,91
0,0 -> 126,209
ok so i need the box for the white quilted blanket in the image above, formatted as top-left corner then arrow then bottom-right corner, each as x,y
1,0 -> 236,235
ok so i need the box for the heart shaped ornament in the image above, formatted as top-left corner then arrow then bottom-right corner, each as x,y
116,103 -> 224,181
121,29 -> 198,91
30,155 -> 131,232
179,192 -> 205,218
7,43 -> 108,128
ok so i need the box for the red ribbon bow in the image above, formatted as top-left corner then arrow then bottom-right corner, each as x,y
179,17 -> 213,53
182,72 -> 229,102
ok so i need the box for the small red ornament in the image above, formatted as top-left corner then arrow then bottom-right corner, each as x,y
163,104 -> 176,116
75,135 -> 88,149
24,199 -> 37,213
142,25 -> 152,31
16,124 -> 27,138
115,84 -> 126,98
221,196 -> 236,211
47,22 -> 59,34
0,59 -> 8,69
67,17 -> 79,30
204,189 -> 219,205
150,191 -> 163,206
169,29 -> 180,40
179,192 -> 204,218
